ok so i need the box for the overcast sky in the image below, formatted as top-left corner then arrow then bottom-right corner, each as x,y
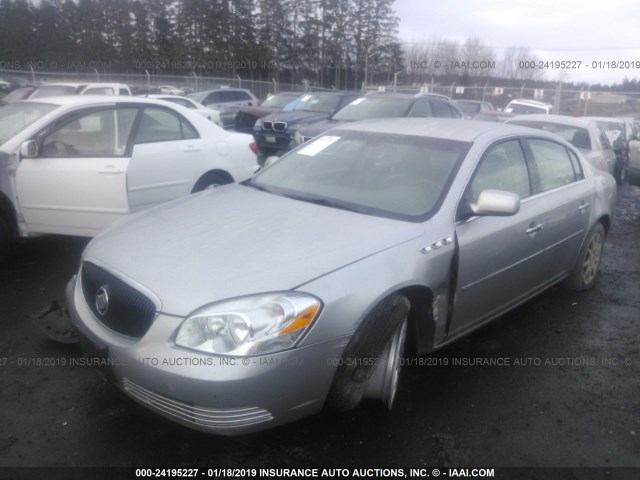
394,0 -> 640,86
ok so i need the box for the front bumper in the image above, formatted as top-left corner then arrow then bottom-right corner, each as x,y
65,274 -> 345,435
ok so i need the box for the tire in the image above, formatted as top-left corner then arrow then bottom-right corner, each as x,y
326,293 -> 410,411
614,164 -> 628,185
191,172 -> 232,193
0,215 -> 11,263
563,223 -> 605,291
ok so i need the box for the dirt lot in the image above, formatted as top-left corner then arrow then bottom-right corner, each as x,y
0,185 -> 639,478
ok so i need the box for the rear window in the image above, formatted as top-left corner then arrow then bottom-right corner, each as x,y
332,97 -> 412,121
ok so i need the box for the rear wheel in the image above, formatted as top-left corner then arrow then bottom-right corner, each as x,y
191,172 -> 232,193
326,293 -> 410,411
563,223 -> 605,291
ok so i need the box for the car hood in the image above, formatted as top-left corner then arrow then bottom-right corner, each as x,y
238,106 -> 280,117
261,110 -> 332,127
298,119 -> 349,138
84,184 -> 424,317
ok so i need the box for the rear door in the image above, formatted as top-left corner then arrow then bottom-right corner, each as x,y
126,106 -> 205,211
522,138 -> 592,277
16,106 -> 138,236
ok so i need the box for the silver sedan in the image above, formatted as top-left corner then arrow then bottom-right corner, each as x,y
66,119 -> 616,435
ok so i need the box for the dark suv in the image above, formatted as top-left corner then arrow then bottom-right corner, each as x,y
253,91 -> 361,161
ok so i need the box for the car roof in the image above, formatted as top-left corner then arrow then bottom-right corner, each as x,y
17,95 -> 183,108
508,114 -> 597,128
334,117 -> 557,143
582,116 -> 624,124
507,98 -> 552,107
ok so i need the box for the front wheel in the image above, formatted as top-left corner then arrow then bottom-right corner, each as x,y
326,293 -> 410,411
191,172 -> 232,193
563,223 -> 605,291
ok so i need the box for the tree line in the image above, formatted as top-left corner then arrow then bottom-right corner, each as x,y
0,0 -> 636,91
0,0 -> 403,90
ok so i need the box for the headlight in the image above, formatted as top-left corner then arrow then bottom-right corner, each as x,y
254,118 -> 263,129
175,293 -> 321,356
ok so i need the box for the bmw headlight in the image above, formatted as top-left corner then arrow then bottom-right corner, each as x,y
175,293 -> 321,356
254,118 -> 264,129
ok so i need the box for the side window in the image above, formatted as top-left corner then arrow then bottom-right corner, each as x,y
408,100 -> 432,117
467,140 -> 531,202
135,107 -> 199,144
527,139 -> 579,192
220,91 -> 236,103
41,108 -> 138,157
430,100 -> 453,118
119,88 -> 131,96
236,91 -> 252,101
599,128 -> 613,150
205,92 -> 222,104
84,87 -> 114,95
567,150 -> 585,180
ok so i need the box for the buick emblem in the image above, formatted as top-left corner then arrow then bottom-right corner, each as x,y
95,286 -> 110,317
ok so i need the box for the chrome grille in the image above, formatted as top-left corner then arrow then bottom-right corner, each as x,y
273,121 -> 287,131
262,121 -> 273,130
122,378 -> 273,430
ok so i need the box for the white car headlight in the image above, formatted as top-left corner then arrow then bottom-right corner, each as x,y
254,118 -> 264,129
175,293 -> 321,356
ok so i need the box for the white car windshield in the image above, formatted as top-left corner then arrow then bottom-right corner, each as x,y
0,102 -> 59,145
30,85 -> 78,98
250,130 -> 470,221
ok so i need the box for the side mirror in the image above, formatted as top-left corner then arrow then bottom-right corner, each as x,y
264,155 -> 281,168
472,189 -> 520,217
20,140 -> 38,158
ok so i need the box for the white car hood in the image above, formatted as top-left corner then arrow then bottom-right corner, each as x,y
84,184 -> 424,316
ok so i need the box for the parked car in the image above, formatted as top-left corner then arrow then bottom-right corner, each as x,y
252,91 -> 361,161
234,92 -> 303,134
189,88 -> 259,129
504,99 -> 553,115
0,78 -> 11,91
0,96 -> 258,260
66,118 -> 615,435
473,111 -> 516,123
158,85 -> 185,95
454,99 -> 495,119
294,93 -> 463,144
506,114 -> 617,179
29,82 -> 132,98
630,120 -> 640,186
0,86 -> 37,105
579,117 -> 631,185
144,94 -> 222,127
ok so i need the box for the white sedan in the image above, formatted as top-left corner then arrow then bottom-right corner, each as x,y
144,94 -> 223,127
0,96 -> 257,258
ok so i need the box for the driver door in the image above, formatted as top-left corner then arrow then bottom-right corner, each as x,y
16,107 -> 138,236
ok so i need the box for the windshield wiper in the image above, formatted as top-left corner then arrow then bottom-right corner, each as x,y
281,193 -> 369,214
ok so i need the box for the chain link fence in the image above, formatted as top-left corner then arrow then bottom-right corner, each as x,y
2,67 -> 640,117
0,68 -> 306,100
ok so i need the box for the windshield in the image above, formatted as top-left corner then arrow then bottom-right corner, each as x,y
261,93 -> 300,108
506,103 -> 548,114
249,130 -> 470,221
30,85 -> 78,98
455,101 -> 482,115
509,121 -> 592,150
289,94 -> 341,113
0,102 -> 59,145
332,97 -> 412,121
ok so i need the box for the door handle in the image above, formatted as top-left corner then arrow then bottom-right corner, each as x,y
578,202 -> 590,212
526,224 -> 544,235
183,146 -> 200,153
99,165 -> 124,174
